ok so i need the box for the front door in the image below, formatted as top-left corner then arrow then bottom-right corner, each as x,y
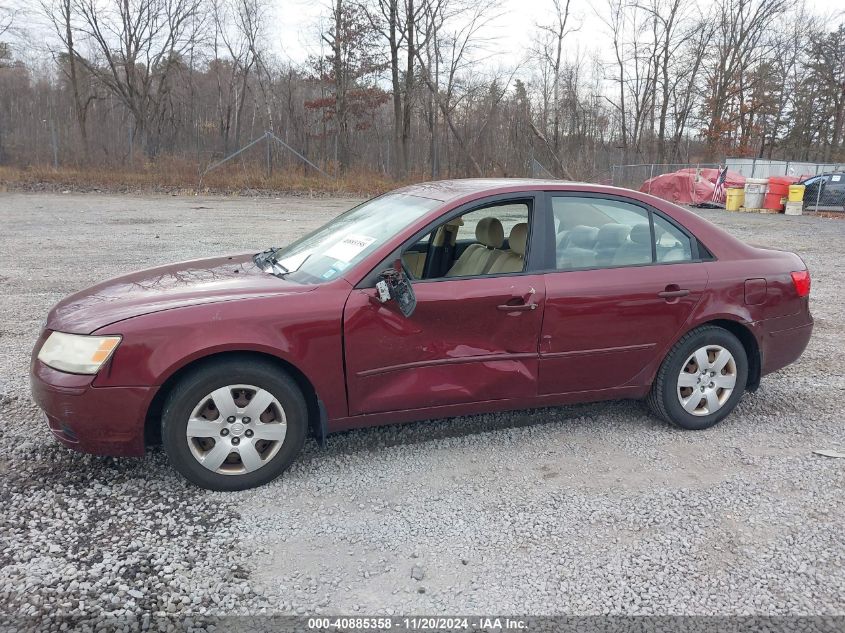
343,197 -> 545,416
343,277 -> 546,415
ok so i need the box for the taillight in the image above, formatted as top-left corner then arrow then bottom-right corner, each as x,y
791,270 -> 811,297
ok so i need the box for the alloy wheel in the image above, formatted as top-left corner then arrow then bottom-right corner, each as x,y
676,345 -> 737,416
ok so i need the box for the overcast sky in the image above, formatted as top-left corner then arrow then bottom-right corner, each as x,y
270,0 -> 845,70
6,0 -> 844,76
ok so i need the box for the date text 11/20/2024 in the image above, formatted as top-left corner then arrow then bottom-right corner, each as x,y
307,617 -> 527,630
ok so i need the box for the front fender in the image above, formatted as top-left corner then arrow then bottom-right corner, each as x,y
91,285 -> 352,420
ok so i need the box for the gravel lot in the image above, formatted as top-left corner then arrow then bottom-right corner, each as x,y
0,192 -> 843,627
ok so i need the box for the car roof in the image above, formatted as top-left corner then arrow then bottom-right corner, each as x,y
393,178 -> 581,202
802,172 -> 845,179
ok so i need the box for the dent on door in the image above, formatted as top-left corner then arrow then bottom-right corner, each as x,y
342,277 -> 546,415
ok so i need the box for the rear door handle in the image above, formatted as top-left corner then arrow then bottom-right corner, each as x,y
658,288 -> 690,299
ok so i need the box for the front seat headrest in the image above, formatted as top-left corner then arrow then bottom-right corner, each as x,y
508,223 -> 528,256
475,217 -> 504,248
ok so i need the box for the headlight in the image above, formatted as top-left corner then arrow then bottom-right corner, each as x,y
37,332 -> 122,374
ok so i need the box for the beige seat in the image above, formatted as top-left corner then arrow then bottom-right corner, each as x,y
613,223 -> 653,266
557,224 -> 599,269
593,223 -> 630,266
402,251 -> 426,278
446,217 -> 504,277
488,223 -> 528,274
402,217 -> 463,279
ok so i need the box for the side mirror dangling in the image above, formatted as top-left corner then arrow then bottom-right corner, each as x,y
377,259 -> 417,317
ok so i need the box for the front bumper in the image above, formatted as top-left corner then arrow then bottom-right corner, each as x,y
30,360 -> 153,457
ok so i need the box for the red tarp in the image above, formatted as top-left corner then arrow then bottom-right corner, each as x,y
640,171 -> 717,205
641,168 -> 748,205
678,168 -> 746,189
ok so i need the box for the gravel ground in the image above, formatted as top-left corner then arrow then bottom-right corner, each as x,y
0,192 -> 843,628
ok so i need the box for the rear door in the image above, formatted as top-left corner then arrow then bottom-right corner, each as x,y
538,193 -> 709,395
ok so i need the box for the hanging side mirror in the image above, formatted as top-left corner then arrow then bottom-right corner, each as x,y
375,259 -> 417,317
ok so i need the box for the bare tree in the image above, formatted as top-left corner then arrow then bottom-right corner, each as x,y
414,0 -> 501,176
805,24 -> 845,161
667,19 -> 712,162
703,0 -> 788,158
638,0 -> 690,163
317,0 -> 385,172
0,5 -> 14,40
40,0 -> 96,161
211,0 -> 267,154
536,0 -> 575,154
70,0 -> 205,156
599,0 -> 628,157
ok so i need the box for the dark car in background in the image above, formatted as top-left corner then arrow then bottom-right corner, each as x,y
799,172 -> 845,210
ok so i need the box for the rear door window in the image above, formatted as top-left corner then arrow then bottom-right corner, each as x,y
652,214 -> 693,262
551,196 -> 693,270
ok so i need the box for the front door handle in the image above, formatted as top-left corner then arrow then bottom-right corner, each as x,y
498,287 -> 538,312
496,298 -> 537,312
497,302 -> 537,312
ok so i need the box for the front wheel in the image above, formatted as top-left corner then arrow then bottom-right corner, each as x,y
647,325 -> 748,430
161,358 -> 307,490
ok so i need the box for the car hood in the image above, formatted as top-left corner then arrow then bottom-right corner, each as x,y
47,253 -> 314,334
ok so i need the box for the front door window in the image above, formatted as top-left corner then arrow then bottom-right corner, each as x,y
402,201 -> 531,280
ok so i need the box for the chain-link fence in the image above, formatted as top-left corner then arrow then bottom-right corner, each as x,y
800,173 -> 845,213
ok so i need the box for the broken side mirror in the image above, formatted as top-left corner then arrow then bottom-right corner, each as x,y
375,259 -> 417,317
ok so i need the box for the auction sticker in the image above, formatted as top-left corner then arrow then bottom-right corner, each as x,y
324,234 -> 377,262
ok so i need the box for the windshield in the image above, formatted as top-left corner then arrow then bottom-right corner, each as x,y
264,193 -> 441,284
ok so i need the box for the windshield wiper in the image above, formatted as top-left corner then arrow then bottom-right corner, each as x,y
254,248 -> 288,275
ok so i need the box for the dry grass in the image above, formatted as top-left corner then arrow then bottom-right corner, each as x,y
0,160 -> 413,197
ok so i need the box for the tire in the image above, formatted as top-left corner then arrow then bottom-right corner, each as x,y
161,357 -> 307,490
647,325 -> 748,430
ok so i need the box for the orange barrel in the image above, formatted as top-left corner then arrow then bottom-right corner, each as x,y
765,176 -> 791,211
764,192 -> 785,211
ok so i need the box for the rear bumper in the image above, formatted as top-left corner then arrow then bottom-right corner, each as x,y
759,314 -> 813,377
30,360 -> 152,457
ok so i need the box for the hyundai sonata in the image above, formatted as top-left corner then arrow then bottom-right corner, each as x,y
31,180 -> 813,490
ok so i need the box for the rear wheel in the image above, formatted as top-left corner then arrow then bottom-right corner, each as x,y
161,358 -> 307,490
647,326 -> 748,430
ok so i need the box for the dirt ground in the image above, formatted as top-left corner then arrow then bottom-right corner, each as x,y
0,191 -> 843,623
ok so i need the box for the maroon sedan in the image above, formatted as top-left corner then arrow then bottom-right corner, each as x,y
31,180 -> 813,490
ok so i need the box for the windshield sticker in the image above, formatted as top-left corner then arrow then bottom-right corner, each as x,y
324,234 -> 376,262
332,260 -> 351,271
321,268 -> 339,280
832,175 -> 841,182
